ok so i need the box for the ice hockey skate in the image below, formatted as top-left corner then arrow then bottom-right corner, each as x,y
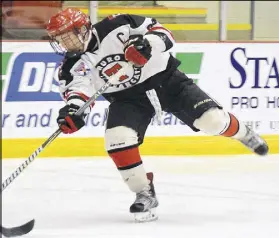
130,173 -> 159,222
240,126 -> 269,156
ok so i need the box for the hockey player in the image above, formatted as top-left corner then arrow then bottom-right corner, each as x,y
46,8 -> 268,222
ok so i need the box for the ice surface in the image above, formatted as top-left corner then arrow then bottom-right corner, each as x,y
2,154 -> 279,238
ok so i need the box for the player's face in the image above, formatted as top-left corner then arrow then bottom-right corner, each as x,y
55,31 -> 84,52
54,26 -> 90,53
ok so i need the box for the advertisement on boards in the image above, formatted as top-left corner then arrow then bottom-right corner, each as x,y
173,43 -> 279,135
1,42 -> 279,139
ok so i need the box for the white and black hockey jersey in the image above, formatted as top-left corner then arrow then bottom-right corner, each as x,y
58,14 -> 180,110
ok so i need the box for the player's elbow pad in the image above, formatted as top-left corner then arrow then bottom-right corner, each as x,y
144,31 -> 174,53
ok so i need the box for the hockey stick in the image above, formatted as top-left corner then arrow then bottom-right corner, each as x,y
1,63 -> 128,237
1,220 -> 35,238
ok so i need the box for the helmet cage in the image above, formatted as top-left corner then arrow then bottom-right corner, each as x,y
49,24 -> 91,55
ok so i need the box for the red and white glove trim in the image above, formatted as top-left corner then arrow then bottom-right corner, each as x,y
124,45 -> 149,67
60,116 -> 79,134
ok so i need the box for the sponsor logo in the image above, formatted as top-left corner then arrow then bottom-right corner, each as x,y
4,53 -> 64,101
1,53 -> 13,93
73,61 -> 91,76
174,52 -> 204,84
229,47 -> 279,89
193,98 -> 213,109
109,142 -> 125,148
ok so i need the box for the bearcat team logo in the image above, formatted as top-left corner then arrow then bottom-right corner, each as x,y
95,54 -> 142,89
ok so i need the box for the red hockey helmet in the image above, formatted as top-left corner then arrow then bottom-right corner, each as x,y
46,7 -> 91,55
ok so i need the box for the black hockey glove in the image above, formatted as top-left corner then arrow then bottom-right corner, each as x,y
57,104 -> 85,134
124,35 -> 152,67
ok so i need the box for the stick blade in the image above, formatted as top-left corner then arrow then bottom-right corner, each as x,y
1,219 -> 35,237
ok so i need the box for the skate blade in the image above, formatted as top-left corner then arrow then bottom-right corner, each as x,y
133,208 -> 158,223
